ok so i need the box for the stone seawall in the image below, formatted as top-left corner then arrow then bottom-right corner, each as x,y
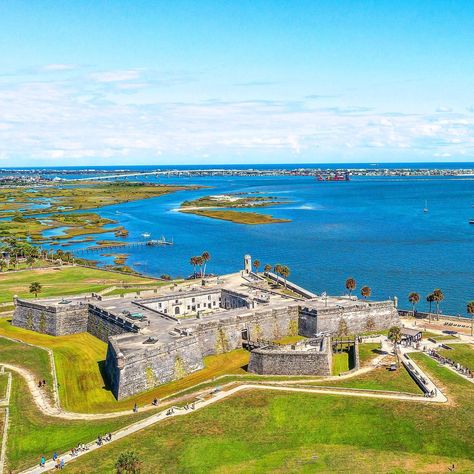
299,300 -> 399,336
105,335 -> 204,400
12,299 -> 88,336
248,338 -> 332,376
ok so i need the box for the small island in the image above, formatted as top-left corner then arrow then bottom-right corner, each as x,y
179,193 -> 291,224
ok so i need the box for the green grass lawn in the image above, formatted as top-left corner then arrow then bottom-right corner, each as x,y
0,266 -> 159,303
332,352 -> 350,375
438,344 -> 474,368
317,359 -> 422,395
0,373 -> 9,399
6,373 -> 156,472
422,331 -> 459,342
62,353 -> 474,473
358,342 -> 381,366
0,337 -> 54,401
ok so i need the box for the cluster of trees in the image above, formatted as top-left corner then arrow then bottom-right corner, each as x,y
189,251 -> 210,278
250,259 -> 291,288
345,278 -> 371,299
0,236 -> 81,272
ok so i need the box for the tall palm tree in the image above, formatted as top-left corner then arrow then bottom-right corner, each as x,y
426,293 -> 434,323
361,286 -> 371,299
0,259 -> 7,272
387,326 -> 402,366
432,288 -> 444,320
280,265 -> 290,287
408,292 -> 420,315
29,281 -> 42,298
253,259 -> 260,274
274,264 -> 282,285
264,264 -> 272,274
345,278 -> 356,297
195,256 -> 204,277
201,251 -> 210,278
190,256 -> 197,276
467,301 -> 474,337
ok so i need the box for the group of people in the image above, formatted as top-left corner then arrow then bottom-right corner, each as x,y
40,453 -> 64,470
37,379 -> 47,388
97,433 -> 113,446
53,452 -> 65,470
70,443 -> 89,456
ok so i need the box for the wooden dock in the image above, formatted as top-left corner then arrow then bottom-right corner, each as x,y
74,239 -> 174,254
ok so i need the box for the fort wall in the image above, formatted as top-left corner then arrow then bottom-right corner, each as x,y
105,335 -> 204,400
248,337 -> 332,376
12,299 -> 88,336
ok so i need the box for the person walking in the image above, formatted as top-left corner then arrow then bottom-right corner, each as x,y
60,458 -> 65,470
40,455 -> 46,467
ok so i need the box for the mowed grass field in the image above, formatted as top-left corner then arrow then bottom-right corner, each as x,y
0,319 -> 250,413
63,355 -> 474,473
6,373 -> 156,472
0,265 -> 160,303
438,343 -> 474,368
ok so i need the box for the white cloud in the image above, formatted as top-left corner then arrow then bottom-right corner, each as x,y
1,66 -> 474,163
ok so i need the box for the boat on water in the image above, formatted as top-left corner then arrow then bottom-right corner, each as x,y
146,236 -> 173,246
141,232 -> 151,238
423,200 -> 429,213
316,172 -> 350,182
469,219 -> 474,225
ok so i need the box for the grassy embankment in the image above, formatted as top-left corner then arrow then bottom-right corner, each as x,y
438,343 -> 474,367
0,372 -> 9,399
180,193 -> 291,225
62,354 -> 474,473
0,265 -> 163,304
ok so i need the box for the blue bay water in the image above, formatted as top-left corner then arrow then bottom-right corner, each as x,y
49,172 -> 474,316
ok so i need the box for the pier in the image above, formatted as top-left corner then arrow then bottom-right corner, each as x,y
74,239 -> 173,254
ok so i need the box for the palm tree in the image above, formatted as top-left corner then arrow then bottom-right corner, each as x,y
201,251 -> 210,278
432,288 -> 444,320
280,265 -> 290,287
274,264 -> 282,285
190,256 -> 197,276
426,293 -> 434,323
9,255 -> 17,270
387,326 -> 402,366
29,281 -> 42,298
467,301 -> 474,337
0,259 -> 7,272
115,450 -> 142,474
264,264 -> 272,274
26,255 -> 35,269
408,292 -> 420,316
361,286 -> 371,299
345,278 -> 356,297
195,256 -> 204,277
253,259 -> 260,274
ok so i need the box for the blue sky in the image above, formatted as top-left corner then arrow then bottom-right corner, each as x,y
1,0 -> 474,165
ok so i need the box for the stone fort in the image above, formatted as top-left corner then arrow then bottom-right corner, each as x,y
12,256 -> 399,399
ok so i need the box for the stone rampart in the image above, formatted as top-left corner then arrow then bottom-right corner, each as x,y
299,300 -> 399,336
12,299 -> 88,336
248,337 -> 332,376
105,335 -> 204,400
194,304 -> 300,356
